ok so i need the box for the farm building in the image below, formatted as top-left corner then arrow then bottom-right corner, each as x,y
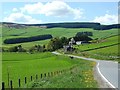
63,45 -> 74,52
76,41 -> 90,45
39,25 -> 47,28
63,38 -> 75,52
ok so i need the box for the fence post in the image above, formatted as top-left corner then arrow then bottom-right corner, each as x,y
36,74 -> 38,80
41,74 -> 42,78
25,77 -> 27,84
44,73 -> 46,78
31,76 -> 32,81
48,72 -> 50,77
59,71 -> 61,74
56,71 -> 58,75
18,79 -> 21,87
51,72 -> 53,77
10,80 -> 13,90
2,82 -> 5,90
53,72 -> 55,76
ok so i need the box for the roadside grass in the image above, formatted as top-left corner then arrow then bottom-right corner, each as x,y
26,58 -> 98,88
2,52 -> 98,88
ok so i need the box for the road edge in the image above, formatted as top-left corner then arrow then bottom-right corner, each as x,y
96,63 -> 116,88
52,51 -> 117,89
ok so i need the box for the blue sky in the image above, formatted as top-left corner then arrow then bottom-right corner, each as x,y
1,1 -> 118,25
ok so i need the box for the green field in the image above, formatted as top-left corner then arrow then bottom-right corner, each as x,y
1,25 -> 119,88
73,35 -> 119,61
75,35 -> 119,51
86,44 -> 119,60
2,26 -> 118,49
2,26 -> 118,39
2,52 -> 97,88
27,61 -> 98,88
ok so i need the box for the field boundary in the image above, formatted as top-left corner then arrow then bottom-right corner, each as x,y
80,43 -> 119,52
2,65 -> 77,89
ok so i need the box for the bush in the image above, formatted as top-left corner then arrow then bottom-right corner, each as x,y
9,46 -> 18,52
8,45 -> 26,52
29,45 -> 45,52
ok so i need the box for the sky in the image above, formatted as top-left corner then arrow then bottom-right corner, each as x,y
1,1 -> 119,25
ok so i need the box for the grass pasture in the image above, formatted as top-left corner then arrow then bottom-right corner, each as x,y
27,61 -> 98,88
75,35 -> 119,52
2,52 -> 73,88
87,44 -> 119,57
86,44 -> 119,61
2,52 -> 97,88
2,26 -> 118,48
73,35 -> 119,61
2,26 -> 118,39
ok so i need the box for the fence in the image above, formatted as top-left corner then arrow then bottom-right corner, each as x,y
2,65 -> 77,90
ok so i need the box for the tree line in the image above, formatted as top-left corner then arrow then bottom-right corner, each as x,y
25,22 -> 120,30
4,34 -> 52,44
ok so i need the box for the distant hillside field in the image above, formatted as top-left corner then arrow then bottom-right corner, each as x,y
2,25 -> 118,48
75,35 -> 119,51
74,35 -> 119,61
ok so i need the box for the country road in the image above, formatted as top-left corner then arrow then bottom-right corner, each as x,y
52,52 -> 119,89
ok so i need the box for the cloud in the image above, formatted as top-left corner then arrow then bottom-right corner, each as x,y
21,1 -> 83,20
3,12 -> 42,24
12,8 -> 18,12
20,2 -> 43,14
92,14 -> 118,25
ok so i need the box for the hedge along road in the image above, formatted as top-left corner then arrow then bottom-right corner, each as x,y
52,52 -> 119,89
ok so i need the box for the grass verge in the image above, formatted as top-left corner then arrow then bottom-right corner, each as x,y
26,57 -> 98,88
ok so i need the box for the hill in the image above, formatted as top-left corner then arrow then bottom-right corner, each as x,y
1,22 -> 119,52
2,22 -> 120,30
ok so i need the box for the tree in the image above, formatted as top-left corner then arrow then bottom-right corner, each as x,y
60,37 -> 69,45
74,34 -> 92,41
29,45 -> 44,52
9,46 -> 18,52
75,32 -> 93,37
46,37 -> 63,51
8,45 -> 26,52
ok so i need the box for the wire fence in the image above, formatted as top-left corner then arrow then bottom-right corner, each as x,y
2,65 -> 77,90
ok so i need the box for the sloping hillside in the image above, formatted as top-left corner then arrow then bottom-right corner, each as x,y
1,22 -> 119,49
